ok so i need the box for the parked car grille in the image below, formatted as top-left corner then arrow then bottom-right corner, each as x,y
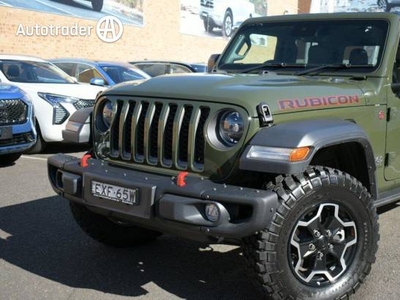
106,99 -> 210,172
200,0 -> 214,8
0,99 -> 27,125
73,99 -> 95,110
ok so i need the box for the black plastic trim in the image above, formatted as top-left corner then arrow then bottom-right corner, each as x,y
48,154 -> 279,241
240,119 -> 377,197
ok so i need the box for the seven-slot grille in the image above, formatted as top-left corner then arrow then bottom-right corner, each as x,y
107,99 -> 210,172
0,99 -> 27,125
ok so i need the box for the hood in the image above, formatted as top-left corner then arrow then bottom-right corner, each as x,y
14,82 -> 105,100
0,83 -> 24,99
104,73 -> 368,117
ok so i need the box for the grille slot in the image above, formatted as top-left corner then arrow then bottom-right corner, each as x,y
0,99 -> 27,125
109,99 -> 210,172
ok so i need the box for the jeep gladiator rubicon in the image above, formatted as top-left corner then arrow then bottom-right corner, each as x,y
48,12 -> 400,299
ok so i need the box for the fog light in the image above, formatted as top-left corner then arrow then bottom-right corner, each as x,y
205,203 -> 220,222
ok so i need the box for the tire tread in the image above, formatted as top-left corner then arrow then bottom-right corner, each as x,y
241,166 -> 379,300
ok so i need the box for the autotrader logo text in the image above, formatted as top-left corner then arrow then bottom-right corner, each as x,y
16,24 -> 93,37
15,16 -> 124,43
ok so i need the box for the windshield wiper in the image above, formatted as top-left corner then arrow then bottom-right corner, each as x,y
294,63 -> 354,76
239,62 -> 305,74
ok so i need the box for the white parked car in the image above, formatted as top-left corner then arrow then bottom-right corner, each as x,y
0,55 -> 105,153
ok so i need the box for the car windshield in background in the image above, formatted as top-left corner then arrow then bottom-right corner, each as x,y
131,62 -> 196,77
0,60 -> 76,83
217,19 -> 389,74
100,65 -> 150,84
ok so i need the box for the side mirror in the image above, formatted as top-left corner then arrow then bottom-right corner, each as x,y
207,54 -> 220,72
90,77 -> 106,86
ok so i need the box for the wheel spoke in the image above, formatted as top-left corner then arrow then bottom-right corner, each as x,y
294,240 -> 316,258
329,242 -> 346,259
312,252 -> 327,272
303,217 -> 323,233
326,216 -> 342,234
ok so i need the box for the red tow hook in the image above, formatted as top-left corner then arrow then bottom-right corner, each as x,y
80,153 -> 92,168
177,171 -> 189,187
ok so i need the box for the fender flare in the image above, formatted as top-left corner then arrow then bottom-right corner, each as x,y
240,119 -> 376,194
62,107 -> 93,144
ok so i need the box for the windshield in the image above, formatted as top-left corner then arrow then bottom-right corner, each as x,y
217,19 -> 389,74
100,65 -> 151,84
0,60 -> 76,83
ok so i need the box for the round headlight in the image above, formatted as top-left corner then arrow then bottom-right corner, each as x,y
219,111 -> 244,146
102,100 -> 113,128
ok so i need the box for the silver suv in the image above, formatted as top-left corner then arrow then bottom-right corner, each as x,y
199,0 -> 255,37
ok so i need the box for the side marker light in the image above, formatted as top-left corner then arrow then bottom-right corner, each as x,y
289,147 -> 310,162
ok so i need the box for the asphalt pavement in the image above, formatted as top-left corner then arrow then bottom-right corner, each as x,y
1,144 -> 400,300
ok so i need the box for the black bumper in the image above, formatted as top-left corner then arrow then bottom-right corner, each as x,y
48,154 -> 279,242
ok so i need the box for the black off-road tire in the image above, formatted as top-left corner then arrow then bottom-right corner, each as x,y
0,153 -> 21,165
242,166 -> 379,300
70,202 -> 162,247
91,0 -> 103,12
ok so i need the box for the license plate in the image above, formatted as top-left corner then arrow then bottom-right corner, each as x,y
91,181 -> 138,205
202,12 -> 208,18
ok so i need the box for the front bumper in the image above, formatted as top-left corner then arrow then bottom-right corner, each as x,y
0,120 -> 37,155
48,154 -> 279,242
199,9 -> 223,26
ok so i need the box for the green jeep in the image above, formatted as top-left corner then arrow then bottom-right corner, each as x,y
48,12 -> 400,299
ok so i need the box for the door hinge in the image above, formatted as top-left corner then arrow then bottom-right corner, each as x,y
388,107 -> 398,121
385,152 -> 397,166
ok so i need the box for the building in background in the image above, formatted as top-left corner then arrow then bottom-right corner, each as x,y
310,0 -> 385,12
0,0 -> 316,63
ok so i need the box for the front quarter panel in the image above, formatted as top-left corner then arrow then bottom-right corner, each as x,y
240,119 -> 375,175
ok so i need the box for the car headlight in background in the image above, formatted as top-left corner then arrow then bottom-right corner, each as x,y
38,92 -> 80,105
38,92 -> 79,124
218,110 -> 244,146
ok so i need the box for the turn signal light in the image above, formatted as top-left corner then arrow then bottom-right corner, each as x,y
289,147 -> 310,162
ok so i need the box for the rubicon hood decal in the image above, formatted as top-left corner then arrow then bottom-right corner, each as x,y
277,94 -> 361,111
